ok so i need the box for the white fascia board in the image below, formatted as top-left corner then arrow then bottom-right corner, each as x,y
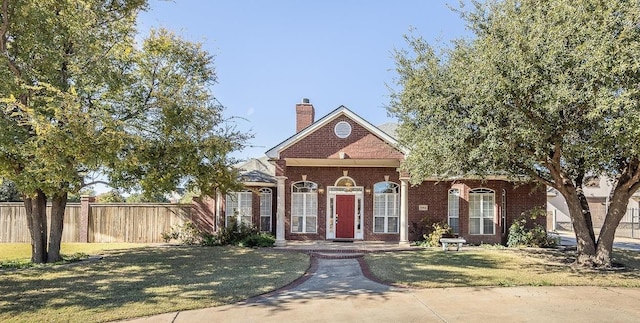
265,106 -> 408,159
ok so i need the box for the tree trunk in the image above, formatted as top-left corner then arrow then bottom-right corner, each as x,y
577,191 -> 596,244
560,187 -> 598,266
48,191 -> 68,263
594,189 -> 632,267
24,190 -> 48,263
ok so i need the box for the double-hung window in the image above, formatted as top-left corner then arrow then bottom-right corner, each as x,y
373,182 -> 399,233
291,181 -> 317,233
448,189 -> 460,234
259,188 -> 272,232
226,190 -> 252,227
469,188 -> 495,235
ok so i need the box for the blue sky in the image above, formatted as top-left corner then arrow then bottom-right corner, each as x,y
137,0 -> 471,160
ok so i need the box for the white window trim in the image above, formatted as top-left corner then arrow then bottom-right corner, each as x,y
448,188 -> 460,234
373,181 -> 399,234
225,190 -> 252,227
469,188 -> 495,235
291,181 -> 318,233
259,188 -> 272,232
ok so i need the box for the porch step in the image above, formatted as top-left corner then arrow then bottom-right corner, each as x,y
310,251 -> 364,259
331,239 -> 355,243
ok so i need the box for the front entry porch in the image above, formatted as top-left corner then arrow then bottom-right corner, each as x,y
326,180 -> 364,240
273,173 -> 411,246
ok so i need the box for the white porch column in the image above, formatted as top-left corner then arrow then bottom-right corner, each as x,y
275,176 -> 287,246
399,177 -> 410,245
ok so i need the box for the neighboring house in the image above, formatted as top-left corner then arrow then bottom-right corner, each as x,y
547,176 -> 640,238
218,99 -> 546,245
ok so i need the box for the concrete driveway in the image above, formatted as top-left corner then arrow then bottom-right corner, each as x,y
122,255 -> 640,323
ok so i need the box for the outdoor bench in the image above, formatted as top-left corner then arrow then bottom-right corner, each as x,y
439,237 -> 466,251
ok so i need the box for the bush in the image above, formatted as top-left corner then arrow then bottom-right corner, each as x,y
212,219 -> 258,246
416,221 -> 452,247
239,232 -> 276,248
161,221 -> 203,245
200,232 -> 217,246
426,222 -> 453,247
162,219 -> 276,248
507,207 -> 558,248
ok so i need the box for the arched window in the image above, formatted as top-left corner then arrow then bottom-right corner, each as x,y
226,190 -> 252,227
259,188 -> 272,232
291,181 -> 318,233
469,188 -> 495,235
335,176 -> 356,187
373,181 -> 399,233
448,189 -> 460,234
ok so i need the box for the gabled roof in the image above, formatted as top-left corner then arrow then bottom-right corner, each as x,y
265,105 -> 407,159
235,157 -> 275,176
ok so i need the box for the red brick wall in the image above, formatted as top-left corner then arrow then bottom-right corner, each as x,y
281,115 -> 404,160
283,166 -> 401,241
191,196 -> 216,234
277,171 -> 546,244
296,103 -> 314,133
405,180 -> 546,244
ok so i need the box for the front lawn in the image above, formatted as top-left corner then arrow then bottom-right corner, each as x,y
365,247 -> 640,288
0,243 -> 149,265
0,245 -> 309,322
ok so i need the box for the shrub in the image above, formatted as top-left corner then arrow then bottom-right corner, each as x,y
426,222 -> 453,247
162,219 -> 276,248
239,232 -> 276,248
200,232 -> 218,247
507,207 -> 558,248
161,221 -> 203,245
416,221 -> 452,247
214,219 -> 258,245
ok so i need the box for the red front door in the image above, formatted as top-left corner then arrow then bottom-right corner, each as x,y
336,195 -> 355,239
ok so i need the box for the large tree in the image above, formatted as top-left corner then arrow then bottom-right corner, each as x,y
0,0 -> 248,263
0,179 -> 21,202
389,0 -> 640,268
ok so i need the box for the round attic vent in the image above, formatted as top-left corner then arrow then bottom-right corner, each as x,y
334,121 -> 352,138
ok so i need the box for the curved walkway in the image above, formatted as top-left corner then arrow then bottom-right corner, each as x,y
122,252 -> 640,323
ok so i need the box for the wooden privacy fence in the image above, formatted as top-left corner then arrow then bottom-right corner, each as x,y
0,203 -> 82,243
0,197 -> 216,243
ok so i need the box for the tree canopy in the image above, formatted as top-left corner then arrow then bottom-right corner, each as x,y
389,0 -> 640,267
0,0 -> 249,263
125,192 -> 169,203
96,190 -> 126,203
0,179 -> 21,202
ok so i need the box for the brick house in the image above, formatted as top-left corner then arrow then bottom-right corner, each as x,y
220,99 -> 546,245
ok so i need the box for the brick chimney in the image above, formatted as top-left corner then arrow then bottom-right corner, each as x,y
296,98 -> 314,133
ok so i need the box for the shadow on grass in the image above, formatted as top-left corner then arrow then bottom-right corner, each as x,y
364,249 -> 504,287
0,246 -> 308,322
365,248 -> 640,288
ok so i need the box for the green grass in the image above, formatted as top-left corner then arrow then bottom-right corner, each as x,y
0,243 -> 152,269
0,243 -> 149,263
0,246 -> 309,322
365,247 -> 640,288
